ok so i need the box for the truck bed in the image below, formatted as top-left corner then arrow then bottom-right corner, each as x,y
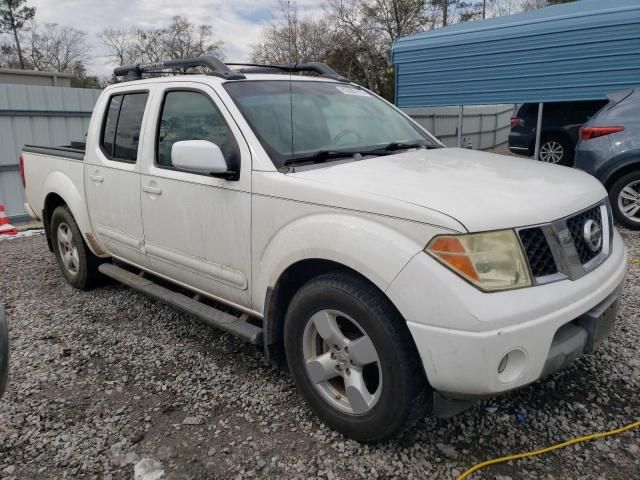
23,142 -> 86,161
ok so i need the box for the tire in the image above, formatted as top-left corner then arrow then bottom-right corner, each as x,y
51,206 -> 102,289
284,272 -> 430,442
538,134 -> 573,166
609,171 -> 640,230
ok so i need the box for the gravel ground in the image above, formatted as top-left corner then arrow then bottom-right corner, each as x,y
0,232 -> 638,480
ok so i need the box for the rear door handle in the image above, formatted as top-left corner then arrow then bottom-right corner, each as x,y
143,185 -> 162,195
89,175 -> 104,183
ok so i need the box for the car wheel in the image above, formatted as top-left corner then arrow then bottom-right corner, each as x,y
51,206 -> 102,289
284,272 -> 430,442
538,135 -> 573,166
610,171 -> 640,230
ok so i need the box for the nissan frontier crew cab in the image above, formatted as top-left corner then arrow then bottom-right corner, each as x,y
20,57 -> 627,442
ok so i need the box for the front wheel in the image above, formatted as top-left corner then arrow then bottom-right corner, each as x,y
610,171 -> 640,230
284,272 -> 429,442
51,206 -> 102,289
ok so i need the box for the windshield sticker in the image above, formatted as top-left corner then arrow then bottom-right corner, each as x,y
336,86 -> 371,97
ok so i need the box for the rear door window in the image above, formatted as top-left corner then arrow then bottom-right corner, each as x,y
101,92 -> 149,162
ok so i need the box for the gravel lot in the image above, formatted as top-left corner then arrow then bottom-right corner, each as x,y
0,232 -> 638,479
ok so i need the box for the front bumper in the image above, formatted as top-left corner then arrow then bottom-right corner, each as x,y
387,230 -> 627,398
508,131 -> 532,155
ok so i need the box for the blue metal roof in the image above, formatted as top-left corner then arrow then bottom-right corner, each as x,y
392,0 -> 640,107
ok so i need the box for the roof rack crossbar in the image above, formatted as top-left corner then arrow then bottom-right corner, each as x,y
227,62 -> 350,82
114,56 -> 246,81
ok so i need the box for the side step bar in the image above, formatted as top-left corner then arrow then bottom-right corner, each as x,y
98,263 -> 263,345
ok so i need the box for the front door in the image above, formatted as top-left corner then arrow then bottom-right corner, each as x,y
85,89 -> 151,268
139,84 -> 252,307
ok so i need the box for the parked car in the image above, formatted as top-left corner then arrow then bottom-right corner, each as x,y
509,100 -> 608,165
20,57 -> 627,442
575,88 -> 640,229
0,307 -> 8,397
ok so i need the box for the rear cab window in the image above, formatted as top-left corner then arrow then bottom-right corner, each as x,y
100,92 -> 149,162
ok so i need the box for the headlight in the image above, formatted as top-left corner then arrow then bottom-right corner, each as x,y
425,230 -> 532,292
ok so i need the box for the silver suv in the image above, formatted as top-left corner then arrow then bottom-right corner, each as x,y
575,87 -> 640,229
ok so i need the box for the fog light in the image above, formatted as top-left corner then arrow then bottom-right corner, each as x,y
497,348 -> 527,384
498,354 -> 509,374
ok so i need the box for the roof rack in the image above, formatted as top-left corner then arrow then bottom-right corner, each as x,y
113,56 -> 246,81
227,62 -> 350,82
113,56 -> 350,83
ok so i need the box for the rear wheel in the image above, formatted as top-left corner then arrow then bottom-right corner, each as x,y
538,134 -> 573,166
610,171 -> 640,230
284,272 -> 429,442
51,206 -> 102,289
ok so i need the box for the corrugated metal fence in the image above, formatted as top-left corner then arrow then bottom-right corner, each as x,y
404,104 -> 513,149
0,85 -> 101,222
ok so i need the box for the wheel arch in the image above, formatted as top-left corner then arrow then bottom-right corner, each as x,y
603,157 -> 640,190
262,258 -> 425,381
42,182 -> 105,257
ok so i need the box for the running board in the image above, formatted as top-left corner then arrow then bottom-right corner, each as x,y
98,263 -> 263,345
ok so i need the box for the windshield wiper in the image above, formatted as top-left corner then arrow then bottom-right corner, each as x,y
368,142 -> 435,154
283,142 -> 438,168
284,149 -> 361,167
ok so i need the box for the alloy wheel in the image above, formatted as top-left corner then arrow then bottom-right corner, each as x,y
302,309 -> 382,415
57,222 -> 80,276
618,180 -> 640,221
539,140 -> 564,164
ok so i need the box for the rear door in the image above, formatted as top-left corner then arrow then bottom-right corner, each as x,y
138,82 -> 252,307
85,88 -> 151,267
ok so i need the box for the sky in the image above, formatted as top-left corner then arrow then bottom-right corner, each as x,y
29,0 -> 324,77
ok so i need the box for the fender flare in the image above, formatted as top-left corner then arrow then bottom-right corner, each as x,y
597,151 -> 640,188
253,212 -> 427,313
43,172 -> 106,256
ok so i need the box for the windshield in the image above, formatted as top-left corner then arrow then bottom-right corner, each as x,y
224,80 -> 439,168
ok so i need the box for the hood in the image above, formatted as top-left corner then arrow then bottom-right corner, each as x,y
290,148 -> 607,232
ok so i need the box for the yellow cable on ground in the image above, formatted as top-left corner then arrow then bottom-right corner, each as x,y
457,419 -> 640,480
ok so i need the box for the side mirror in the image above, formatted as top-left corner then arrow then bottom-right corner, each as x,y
171,140 -> 228,175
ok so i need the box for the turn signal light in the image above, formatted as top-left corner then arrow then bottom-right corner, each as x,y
581,126 -> 624,140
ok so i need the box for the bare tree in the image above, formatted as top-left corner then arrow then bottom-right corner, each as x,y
0,0 -> 35,69
28,22 -> 89,73
427,0 -> 476,27
100,28 -> 131,67
252,1 -> 335,65
100,16 -> 224,68
363,0 -> 428,42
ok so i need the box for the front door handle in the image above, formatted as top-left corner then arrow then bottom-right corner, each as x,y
89,175 -> 104,183
143,185 -> 162,195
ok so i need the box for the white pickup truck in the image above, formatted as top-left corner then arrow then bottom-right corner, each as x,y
21,57 -> 627,441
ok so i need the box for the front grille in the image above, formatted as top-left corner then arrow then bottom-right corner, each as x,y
519,227 -> 558,277
566,205 -> 603,264
517,202 -> 609,285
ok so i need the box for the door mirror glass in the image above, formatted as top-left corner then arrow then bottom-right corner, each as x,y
171,140 -> 228,175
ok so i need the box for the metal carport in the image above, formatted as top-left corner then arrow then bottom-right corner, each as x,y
391,0 -> 640,157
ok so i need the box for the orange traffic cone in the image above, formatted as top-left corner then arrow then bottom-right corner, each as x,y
0,205 -> 17,236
